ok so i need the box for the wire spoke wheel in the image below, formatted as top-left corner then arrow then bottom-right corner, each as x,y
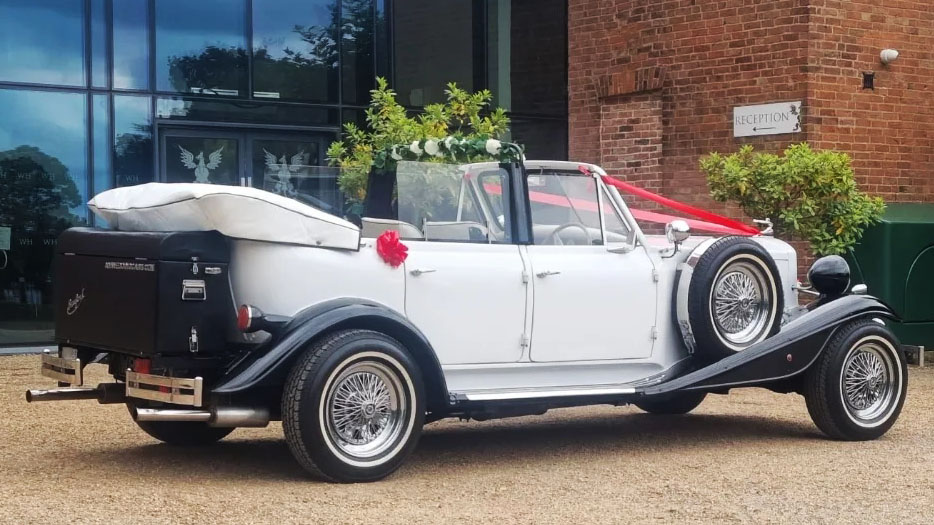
840,340 -> 897,424
711,260 -> 773,347
324,360 -> 409,461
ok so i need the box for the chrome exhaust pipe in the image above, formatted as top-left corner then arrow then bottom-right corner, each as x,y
26,387 -> 100,403
26,383 -> 126,404
132,406 -> 270,428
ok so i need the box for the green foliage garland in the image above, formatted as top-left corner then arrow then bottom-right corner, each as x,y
327,77 -> 518,202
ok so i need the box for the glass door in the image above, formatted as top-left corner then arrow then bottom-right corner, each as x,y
246,133 -> 343,216
161,130 -> 242,185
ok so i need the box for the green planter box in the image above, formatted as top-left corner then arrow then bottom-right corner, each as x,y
844,203 -> 934,347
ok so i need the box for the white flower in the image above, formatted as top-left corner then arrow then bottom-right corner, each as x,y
485,138 -> 502,155
443,136 -> 456,149
409,141 -> 422,155
390,146 -> 402,161
424,139 -> 441,157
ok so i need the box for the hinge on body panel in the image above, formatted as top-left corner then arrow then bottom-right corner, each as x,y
650,326 -> 658,340
651,268 -> 659,282
520,334 -> 530,348
521,271 -> 529,284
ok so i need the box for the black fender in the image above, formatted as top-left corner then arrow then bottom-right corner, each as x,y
213,298 -> 449,411
641,294 -> 899,396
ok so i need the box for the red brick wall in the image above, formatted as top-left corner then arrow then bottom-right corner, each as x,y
569,0 -> 934,273
807,0 -> 934,202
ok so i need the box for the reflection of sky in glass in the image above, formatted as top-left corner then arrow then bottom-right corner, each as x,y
253,0 -> 334,59
0,89 -> 89,220
113,95 -> 152,187
113,0 -> 150,90
155,0 -> 247,92
0,0 -> 85,86
90,0 -> 109,88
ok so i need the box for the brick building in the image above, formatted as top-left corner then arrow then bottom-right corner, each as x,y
568,0 -> 934,215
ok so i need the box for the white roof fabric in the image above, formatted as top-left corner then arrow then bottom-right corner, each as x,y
88,183 -> 360,250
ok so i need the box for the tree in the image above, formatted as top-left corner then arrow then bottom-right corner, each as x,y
700,143 -> 885,255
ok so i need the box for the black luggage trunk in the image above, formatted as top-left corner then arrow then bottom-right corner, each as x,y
54,228 -> 235,356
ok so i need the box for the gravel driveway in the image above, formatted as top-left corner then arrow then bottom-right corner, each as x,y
2,355 -> 932,524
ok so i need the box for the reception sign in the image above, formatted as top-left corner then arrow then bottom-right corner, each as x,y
733,101 -> 802,137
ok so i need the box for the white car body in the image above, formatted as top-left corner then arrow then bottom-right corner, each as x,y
228,160 -> 798,398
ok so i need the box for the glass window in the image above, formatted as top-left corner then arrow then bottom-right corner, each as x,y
251,137 -> 345,215
252,0 -> 339,102
90,0 -> 109,88
389,162 -> 504,243
91,94 -> 112,228
601,187 -> 633,245
527,172 -> 603,246
156,96 -> 338,128
156,0 -> 248,96
113,0 -> 150,90
507,0 -> 567,116
510,118 -> 568,161
393,0 -> 473,106
0,0 -> 85,86
341,0 -> 375,105
113,95 -> 153,187
0,88 -> 89,345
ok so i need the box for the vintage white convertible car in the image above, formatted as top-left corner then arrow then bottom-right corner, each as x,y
26,159 -> 907,482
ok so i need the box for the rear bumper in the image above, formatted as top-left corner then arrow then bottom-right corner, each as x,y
125,370 -> 204,407
40,352 -> 83,386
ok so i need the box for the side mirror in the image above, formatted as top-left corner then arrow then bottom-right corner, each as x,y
666,220 -> 691,245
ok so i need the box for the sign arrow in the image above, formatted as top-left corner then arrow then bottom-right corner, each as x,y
752,126 -> 776,131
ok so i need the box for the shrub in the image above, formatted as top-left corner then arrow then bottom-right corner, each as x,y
326,77 -> 514,204
700,143 -> 885,255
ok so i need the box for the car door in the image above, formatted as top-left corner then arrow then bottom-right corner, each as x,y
524,170 -> 658,361
391,162 -> 528,365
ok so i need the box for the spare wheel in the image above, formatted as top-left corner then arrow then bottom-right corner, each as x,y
683,236 -> 783,359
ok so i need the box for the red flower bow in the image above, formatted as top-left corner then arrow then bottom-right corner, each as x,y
376,230 -> 408,268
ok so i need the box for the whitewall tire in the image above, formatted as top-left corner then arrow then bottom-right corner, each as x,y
282,329 -> 425,482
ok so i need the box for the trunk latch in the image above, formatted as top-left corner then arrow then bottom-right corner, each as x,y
189,327 -> 199,353
181,279 -> 206,301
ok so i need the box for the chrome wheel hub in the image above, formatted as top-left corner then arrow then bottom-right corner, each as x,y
324,360 -> 407,460
712,260 -> 773,346
842,342 -> 896,422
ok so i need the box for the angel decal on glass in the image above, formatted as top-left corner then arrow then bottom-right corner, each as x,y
178,145 -> 224,183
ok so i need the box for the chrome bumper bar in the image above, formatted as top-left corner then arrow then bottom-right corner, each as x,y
40,353 -> 82,386
125,370 -> 204,407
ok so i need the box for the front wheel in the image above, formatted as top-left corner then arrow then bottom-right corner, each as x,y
282,329 -> 425,482
804,319 -> 907,440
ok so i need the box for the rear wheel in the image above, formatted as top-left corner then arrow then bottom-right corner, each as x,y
128,404 -> 234,446
282,329 -> 425,482
804,319 -> 907,440
634,391 -> 707,415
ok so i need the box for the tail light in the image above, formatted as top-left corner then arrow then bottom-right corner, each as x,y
237,305 -> 259,332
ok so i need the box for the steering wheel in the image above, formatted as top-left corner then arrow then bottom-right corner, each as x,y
543,223 -> 593,246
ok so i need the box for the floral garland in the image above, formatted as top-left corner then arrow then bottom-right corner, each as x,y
371,136 -> 523,169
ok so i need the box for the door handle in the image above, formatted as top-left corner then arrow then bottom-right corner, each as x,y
409,268 -> 437,276
535,270 -> 561,278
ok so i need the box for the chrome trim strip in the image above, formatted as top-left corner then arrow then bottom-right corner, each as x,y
40,354 -> 82,386
463,387 -> 637,402
125,370 -> 204,407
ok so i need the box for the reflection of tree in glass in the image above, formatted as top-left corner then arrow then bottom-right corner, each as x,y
167,45 -> 248,95
164,0 -> 376,101
0,146 -> 84,298
114,124 -> 153,187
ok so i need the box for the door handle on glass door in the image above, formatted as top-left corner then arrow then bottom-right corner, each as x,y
409,268 -> 437,276
535,270 -> 561,278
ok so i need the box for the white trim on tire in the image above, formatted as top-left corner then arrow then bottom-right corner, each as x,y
707,253 -> 780,352
837,335 -> 904,429
317,351 -> 418,468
